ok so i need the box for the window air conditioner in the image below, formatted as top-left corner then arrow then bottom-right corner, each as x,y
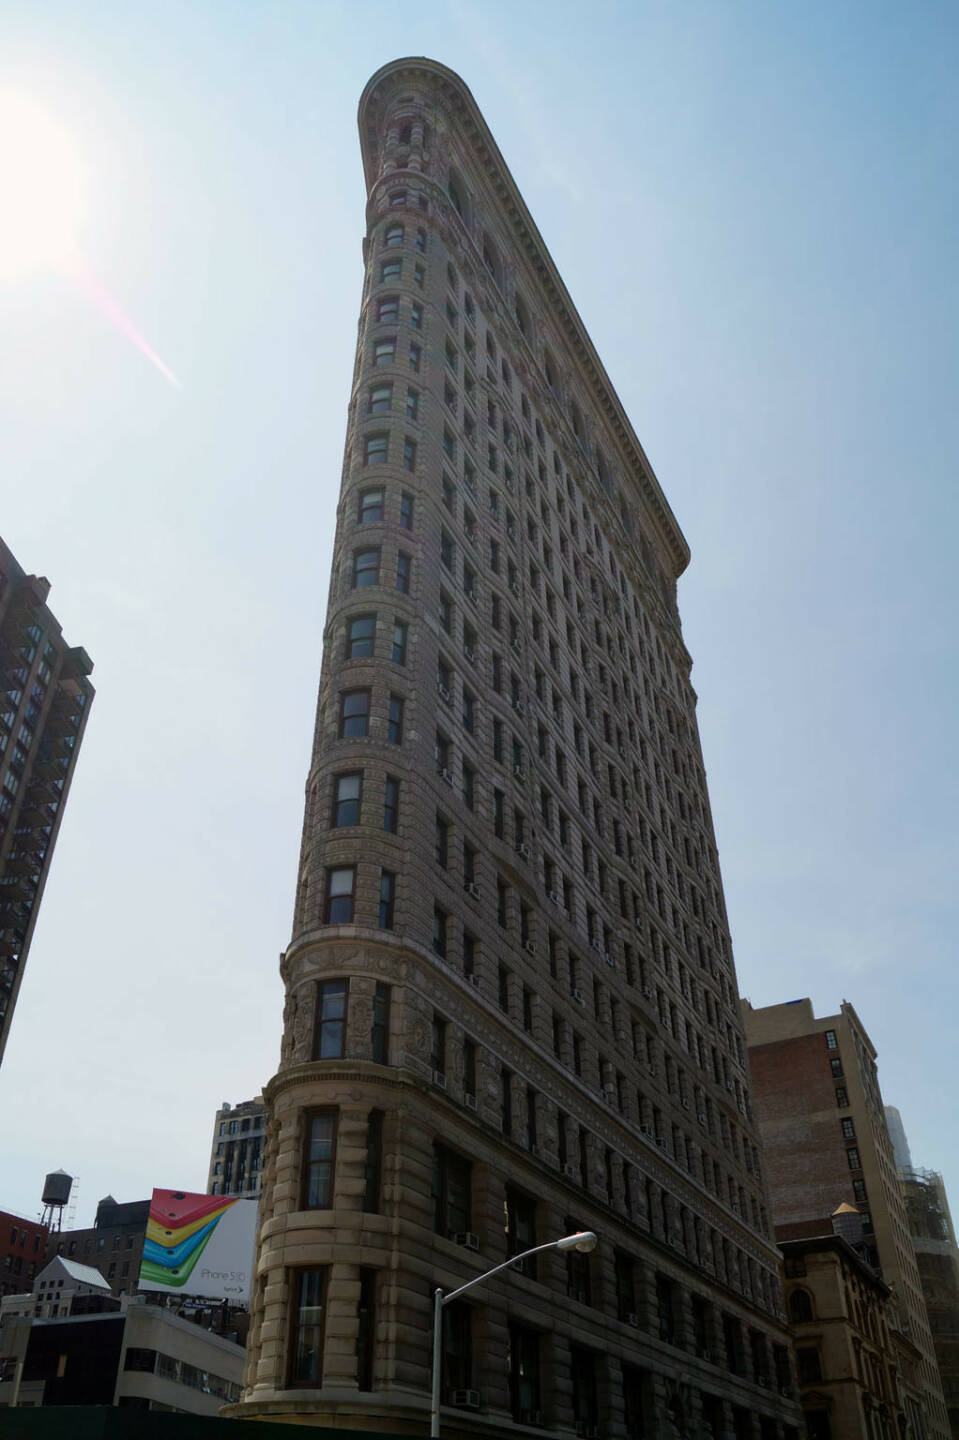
432,1070 -> 447,1089
451,1232 -> 480,1252
452,1388 -> 481,1409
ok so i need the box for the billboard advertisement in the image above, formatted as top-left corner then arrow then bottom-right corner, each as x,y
137,1189 -> 258,1303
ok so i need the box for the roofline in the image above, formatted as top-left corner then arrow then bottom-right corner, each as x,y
358,57 -> 691,579
778,1234 -> 891,1296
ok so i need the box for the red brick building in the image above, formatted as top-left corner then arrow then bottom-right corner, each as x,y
0,1209 -> 47,1298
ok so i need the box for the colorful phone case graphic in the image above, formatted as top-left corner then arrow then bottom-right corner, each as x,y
138,1188 -> 258,1300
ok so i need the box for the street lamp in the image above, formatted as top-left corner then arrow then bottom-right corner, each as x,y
429,1230 -> 598,1438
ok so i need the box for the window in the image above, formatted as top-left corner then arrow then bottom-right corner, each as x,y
433,905 -> 448,958
385,224 -> 404,247
391,619 -> 408,664
371,984 -> 390,1064
409,342 -> 421,371
332,773 -> 362,827
373,337 -> 396,365
505,1188 -> 536,1270
313,978 -> 348,1055
570,1348 -> 598,1433
376,295 -> 399,323
433,1144 -> 471,1234
442,1303 -> 472,1400
353,548 -> 380,587
789,1289 -> 813,1323
387,694 -> 404,743
847,1148 -> 861,1171
852,1178 -> 868,1203
347,614 -> 375,659
403,437 -> 417,472
289,1268 -> 327,1386
378,870 -> 395,929
368,383 -> 392,414
656,1274 -> 676,1344
400,490 -> 414,527
615,1249 -> 636,1321
357,486 -> 383,521
415,228 -> 426,252
302,1110 -> 337,1207
830,1057 -> 844,1078
435,813 -> 449,868
508,1324 -> 541,1423
325,869 -> 355,925
396,551 -> 411,593
339,689 -> 370,738
383,776 -> 399,833
501,1067 -> 513,1135
825,1029 -> 838,1050
410,302 -> 422,329
841,1118 -> 856,1140
462,762 -> 475,809
835,1086 -> 849,1107
379,259 -> 401,283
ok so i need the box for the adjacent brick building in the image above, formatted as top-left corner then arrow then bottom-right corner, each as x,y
0,1210 -> 47,1300
46,1195 -> 149,1299
228,58 -> 802,1437
0,536 -> 94,1064
745,998 -> 950,1440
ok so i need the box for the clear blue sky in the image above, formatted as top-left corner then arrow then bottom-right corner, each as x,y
1,0 -> 956,1226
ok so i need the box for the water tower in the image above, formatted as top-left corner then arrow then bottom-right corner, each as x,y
40,1169 -> 73,1231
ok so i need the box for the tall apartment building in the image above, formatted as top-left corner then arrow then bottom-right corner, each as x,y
229,59 -> 800,1437
0,537 -> 94,1064
745,999 -> 950,1440
885,1108 -> 959,1440
208,1097 -> 267,1198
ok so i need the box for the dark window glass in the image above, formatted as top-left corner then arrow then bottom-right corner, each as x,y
289,1268 -> 326,1385
363,1113 -> 383,1215
383,776 -> 399,832
347,615 -> 375,659
324,870 -> 355,925
433,1144 -> 471,1235
303,1111 -> 337,1208
508,1324 -> 541,1422
340,690 -> 370,738
505,1188 -> 536,1274
387,694 -> 404,744
378,870 -> 395,929
313,978 -> 348,1056
442,1301 -> 471,1398
332,773 -> 362,827
371,983 -> 390,1064
359,485 -> 385,519
392,619 -> 408,664
353,548 -> 380,587
570,1347 -> 598,1431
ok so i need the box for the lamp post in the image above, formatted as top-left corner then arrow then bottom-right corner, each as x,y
429,1230 -> 598,1438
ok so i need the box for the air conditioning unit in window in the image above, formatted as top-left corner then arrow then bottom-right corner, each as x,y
437,683 -> 452,703
548,891 -> 563,906
758,1377 -> 769,1389
513,764 -> 526,781
512,698 -> 525,716
439,767 -> 454,785
451,1231 -> 480,1252
524,939 -> 536,956
625,1313 -> 639,1328
468,974 -> 481,989
452,1388 -> 481,1409
466,882 -> 481,900
464,646 -> 475,663
604,952 -> 615,967
681,1099 -> 690,1111
576,1423 -> 599,1439
562,1163 -> 578,1178
432,1070 -> 447,1089
642,986 -> 654,1000
641,1124 -> 653,1137
518,842 -> 532,860
571,987 -> 584,1004
519,1409 -> 543,1426
529,1144 -> 541,1158
464,1092 -> 477,1110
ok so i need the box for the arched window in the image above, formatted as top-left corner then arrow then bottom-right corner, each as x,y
789,1288 -> 814,1323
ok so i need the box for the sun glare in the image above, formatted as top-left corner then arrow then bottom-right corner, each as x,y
0,92 -> 86,280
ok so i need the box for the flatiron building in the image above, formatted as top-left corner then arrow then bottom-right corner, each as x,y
230,58 -> 801,1438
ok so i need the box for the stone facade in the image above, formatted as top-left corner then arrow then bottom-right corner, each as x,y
208,1097 -> 268,1199
228,57 -> 801,1438
745,999 -> 950,1440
